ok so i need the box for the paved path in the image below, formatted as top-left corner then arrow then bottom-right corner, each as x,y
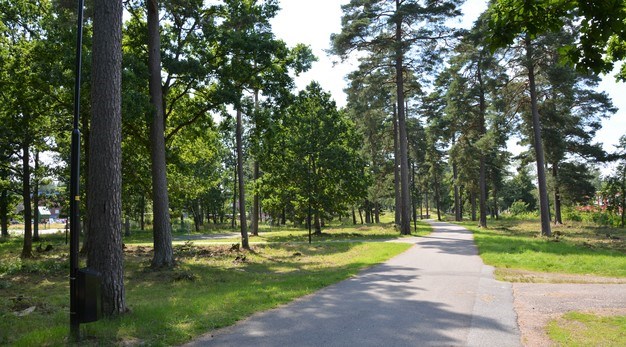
185,221 -> 521,346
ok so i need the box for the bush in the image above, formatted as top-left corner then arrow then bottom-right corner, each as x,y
564,205 -> 622,227
562,206 -> 582,222
509,200 -> 529,216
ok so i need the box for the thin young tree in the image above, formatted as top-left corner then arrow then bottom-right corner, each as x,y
146,0 -> 174,267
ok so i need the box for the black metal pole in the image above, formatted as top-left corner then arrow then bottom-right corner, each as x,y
70,0 -> 85,341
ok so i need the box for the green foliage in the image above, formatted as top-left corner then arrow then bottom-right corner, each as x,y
509,200 -> 529,215
488,0 -> 626,80
260,83 -> 367,225
566,1 -> 626,80
487,0 -> 572,49
563,206 -> 624,227
501,166 -> 537,211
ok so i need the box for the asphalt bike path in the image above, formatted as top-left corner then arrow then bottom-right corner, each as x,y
185,221 -> 521,346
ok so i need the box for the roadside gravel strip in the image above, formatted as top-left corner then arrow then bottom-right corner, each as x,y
513,283 -> 626,346
184,221 -> 521,346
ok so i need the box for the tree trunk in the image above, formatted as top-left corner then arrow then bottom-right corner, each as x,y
393,103 -> 401,226
1,187 -> 8,237
198,203 -> 204,227
314,212 -> 321,234
493,184 -> 499,220
425,189 -> 429,218
621,166 -> 625,228
124,217 -> 131,237
453,162 -> 461,221
232,152 -> 237,229
525,35 -> 552,237
394,2 -> 411,235
419,192 -> 423,219
411,162 -> 417,226
459,187 -> 464,220
33,150 -> 40,242
140,195 -> 145,231
236,109 -> 249,249
471,192 -> 477,222
87,0 -> 126,315
352,207 -> 357,225
21,140 -> 33,258
434,171 -> 442,221
552,163 -> 563,225
251,90 -> 260,236
478,65 -> 488,228
251,160 -> 260,236
374,203 -> 380,223
147,0 -> 174,267
358,208 -> 363,224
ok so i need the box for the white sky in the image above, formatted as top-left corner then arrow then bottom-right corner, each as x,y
270,0 -> 626,172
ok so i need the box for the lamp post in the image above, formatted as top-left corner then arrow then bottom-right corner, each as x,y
70,0 -> 85,340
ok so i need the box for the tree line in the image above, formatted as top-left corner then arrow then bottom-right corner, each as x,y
1,0 -> 625,318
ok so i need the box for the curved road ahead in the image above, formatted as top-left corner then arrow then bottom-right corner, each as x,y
185,221 -> 521,346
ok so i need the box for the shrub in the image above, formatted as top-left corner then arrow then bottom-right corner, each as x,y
509,200 -> 529,216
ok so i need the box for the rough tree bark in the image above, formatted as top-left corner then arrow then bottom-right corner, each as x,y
525,34 -> 552,237
393,103 -> 401,226
477,63 -> 488,228
86,0 -> 126,315
395,0 -> 411,235
251,90 -> 260,236
236,109 -> 249,248
147,0 -> 174,267
232,148 -> 237,229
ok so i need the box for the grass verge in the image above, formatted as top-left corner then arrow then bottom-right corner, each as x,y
457,219 -> 626,279
547,312 -> 626,346
1,227 -> 416,346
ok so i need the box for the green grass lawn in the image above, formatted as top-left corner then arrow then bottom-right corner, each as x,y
0,220 -> 425,346
547,312 -> 626,346
457,219 -> 626,279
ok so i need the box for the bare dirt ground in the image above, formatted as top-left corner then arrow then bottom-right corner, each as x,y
511,271 -> 626,346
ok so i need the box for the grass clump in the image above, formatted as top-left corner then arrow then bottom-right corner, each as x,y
547,312 -> 626,346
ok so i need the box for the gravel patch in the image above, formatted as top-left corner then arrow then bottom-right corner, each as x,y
512,282 -> 626,346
